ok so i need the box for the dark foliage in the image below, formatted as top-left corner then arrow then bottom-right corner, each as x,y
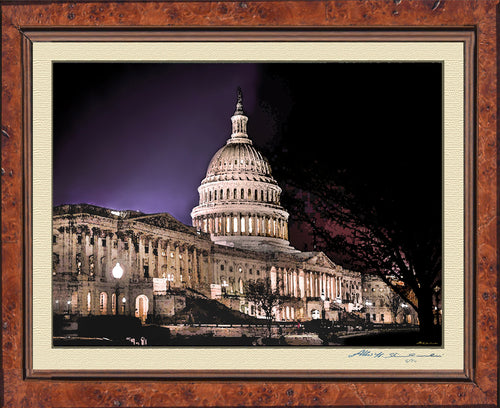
259,63 -> 442,340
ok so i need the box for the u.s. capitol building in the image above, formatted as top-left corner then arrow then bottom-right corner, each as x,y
52,90 -> 391,324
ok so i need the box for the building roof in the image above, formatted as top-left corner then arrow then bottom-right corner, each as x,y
54,204 -> 207,238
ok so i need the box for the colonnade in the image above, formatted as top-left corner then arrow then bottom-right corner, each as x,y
200,185 -> 280,205
272,268 -> 343,300
53,225 -> 208,288
193,213 -> 288,240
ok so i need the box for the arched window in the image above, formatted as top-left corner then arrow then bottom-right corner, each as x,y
99,292 -> 108,315
71,292 -> 78,314
111,293 -> 116,315
135,295 -> 149,323
241,188 -> 244,199
87,291 -> 92,314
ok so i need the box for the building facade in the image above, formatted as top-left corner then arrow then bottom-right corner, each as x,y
361,274 -> 418,324
53,89 -> 405,324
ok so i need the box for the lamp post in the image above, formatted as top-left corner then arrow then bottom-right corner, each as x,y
320,291 -> 326,321
167,274 -> 174,292
401,303 -> 408,324
112,262 -> 124,315
221,280 -> 229,296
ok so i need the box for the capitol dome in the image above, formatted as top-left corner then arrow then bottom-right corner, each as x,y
191,88 -> 298,253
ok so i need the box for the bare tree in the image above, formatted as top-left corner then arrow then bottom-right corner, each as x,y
244,277 -> 283,338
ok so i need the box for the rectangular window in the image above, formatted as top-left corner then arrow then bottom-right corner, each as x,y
144,245 -> 149,254
53,235 -> 57,244
143,265 -> 149,278
101,238 -> 106,247
77,235 -> 82,244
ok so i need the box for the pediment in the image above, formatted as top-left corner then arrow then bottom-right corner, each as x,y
304,252 -> 337,269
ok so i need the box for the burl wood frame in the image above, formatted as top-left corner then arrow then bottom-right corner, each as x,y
2,1 -> 498,407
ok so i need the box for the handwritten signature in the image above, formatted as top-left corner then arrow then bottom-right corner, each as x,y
347,349 -> 442,362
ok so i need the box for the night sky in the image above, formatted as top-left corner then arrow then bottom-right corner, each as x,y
53,62 -> 442,251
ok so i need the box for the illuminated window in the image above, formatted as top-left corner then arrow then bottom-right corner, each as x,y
111,294 -> 116,315
87,291 -> 91,313
99,292 -> 108,314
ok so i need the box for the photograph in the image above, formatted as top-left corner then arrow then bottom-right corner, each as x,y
52,62 -> 442,347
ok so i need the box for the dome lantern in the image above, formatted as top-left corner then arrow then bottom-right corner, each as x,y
230,87 -> 249,142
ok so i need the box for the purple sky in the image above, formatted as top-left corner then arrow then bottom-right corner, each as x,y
54,64 -> 270,223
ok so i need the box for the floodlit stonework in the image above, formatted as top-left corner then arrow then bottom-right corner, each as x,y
52,89 -> 404,324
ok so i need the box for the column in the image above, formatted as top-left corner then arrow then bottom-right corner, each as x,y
245,215 -> 250,236
156,238 -> 162,278
184,246 -> 190,287
175,244 -> 180,283
222,215 -> 227,235
293,271 -> 297,297
193,247 -> 198,284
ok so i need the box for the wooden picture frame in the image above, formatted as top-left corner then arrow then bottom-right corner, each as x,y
2,1 -> 497,406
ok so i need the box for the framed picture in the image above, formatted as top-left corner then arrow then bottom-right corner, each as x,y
2,1 -> 497,407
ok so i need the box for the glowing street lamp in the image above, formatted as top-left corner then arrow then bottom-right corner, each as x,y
166,274 -> 174,291
112,262 -> 124,279
121,296 -> 126,314
320,290 -> 326,320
